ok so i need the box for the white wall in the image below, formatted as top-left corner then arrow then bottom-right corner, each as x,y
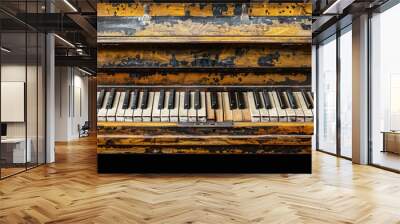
55,67 -> 89,141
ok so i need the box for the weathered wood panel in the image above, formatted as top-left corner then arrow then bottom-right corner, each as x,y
97,145 -> 311,155
97,3 -> 311,43
98,45 -> 311,69
97,72 -> 311,86
98,3 -> 312,17
98,135 -> 311,146
98,17 -> 311,43
97,122 -> 314,136
98,36 -> 311,44
96,2 -> 313,159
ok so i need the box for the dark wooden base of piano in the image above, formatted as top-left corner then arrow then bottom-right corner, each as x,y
97,153 -> 311,173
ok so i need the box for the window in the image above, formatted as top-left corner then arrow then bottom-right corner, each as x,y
0,0 -> 47,179
339,27 -> 352,158
370,3 -> 400,171
317,36 -> 337,154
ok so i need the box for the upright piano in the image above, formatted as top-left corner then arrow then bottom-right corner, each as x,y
97,1 -> 313,173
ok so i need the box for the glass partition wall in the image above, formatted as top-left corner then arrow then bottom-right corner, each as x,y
0,1 -> 46,179
316,26 -> 353,159
317,35 -> 337,155
370,3 -> 400,171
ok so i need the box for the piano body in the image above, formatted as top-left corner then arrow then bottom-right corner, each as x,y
97,1 -> 313,173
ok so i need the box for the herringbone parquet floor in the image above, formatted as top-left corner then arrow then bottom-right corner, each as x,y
0,136 -> 399,224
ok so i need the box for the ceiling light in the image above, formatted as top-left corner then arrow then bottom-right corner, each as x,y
322,0 -> 355,15
78,67 -> 93,76
1,47 -> 11,53
54,34 -> 75,48
63,0 -> 78,12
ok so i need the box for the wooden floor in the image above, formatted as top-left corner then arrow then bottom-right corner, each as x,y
0,137 -> 400,224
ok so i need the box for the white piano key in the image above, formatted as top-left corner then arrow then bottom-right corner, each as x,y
133,91 -> 143,122
152,92 -> 161,122
98,92 -> 109,122
188,92 -> 197,122
258,92 -> 270,122
240,92 -> 251,122
222,92 -> 233,121
271,91 -> 287,122
247,92 -> 261,122
267,92 -> 279,122
282,92 -> 296,122
116,92 -> 126,122
106,92 -> 120,122
295,92 -> 313,122
161,91 -> 170,122
290,92 -> 305,122
142,92 -> 154,122
206,92 -> 215,121
124,92 -> 135,122
215,92 -> 224,122
170,91 -> 179,122
232,93 -> 243,122
179,92 -> 188,122
197,91 -> 207,122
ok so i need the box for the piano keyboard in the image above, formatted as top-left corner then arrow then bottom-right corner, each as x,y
97,88 -> 314,123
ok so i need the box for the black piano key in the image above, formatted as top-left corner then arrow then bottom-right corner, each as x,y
237,92 -> 246,109
158,89 -> 165,109
141,90 -> 149,109
307,91 -> 314,100
277,91 -> 288,109
228,91 -> 237,109
168,89 -> 175,109
97,89 -> 105,109
122,90 -> 130,109
262,91 -> 272,109
131,90 -> 139,109
184,91 -> 190,109
194,91 -> 201,109
286,91 -> 298,109
106,88 -> 116,109
303,91 -> 313,109
253,91 -> 262,109
211,92 -> 218,109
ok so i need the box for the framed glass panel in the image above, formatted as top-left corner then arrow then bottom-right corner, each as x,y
0,0 -> 46,179
317,36 -> 337,154
370,4 -> 400,171
339,27 -> 352,158
1,31 -> 28,177
27,31 -> 38,169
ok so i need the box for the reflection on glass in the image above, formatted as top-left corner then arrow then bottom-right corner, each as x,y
371,4 -> 400,171
38,33 -> 46,165
1,31 -> 27,177
27,32 -> 38,169
340,29 -> 352,158
0,1 -> 46,178
317,37 -> 337,154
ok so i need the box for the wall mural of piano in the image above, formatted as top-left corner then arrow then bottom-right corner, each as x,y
97,1 -> 313,173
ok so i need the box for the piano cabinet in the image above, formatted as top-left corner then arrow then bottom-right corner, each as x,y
97,122 -> 313,153
96,1 -> 312,173
97,72 -> 311,86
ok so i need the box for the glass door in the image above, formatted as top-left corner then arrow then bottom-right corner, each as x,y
370,4 -> 400,171
317,35 -> 337,154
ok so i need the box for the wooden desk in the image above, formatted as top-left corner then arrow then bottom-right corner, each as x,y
1,138 -> 32,164
382,131 -> 400,154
